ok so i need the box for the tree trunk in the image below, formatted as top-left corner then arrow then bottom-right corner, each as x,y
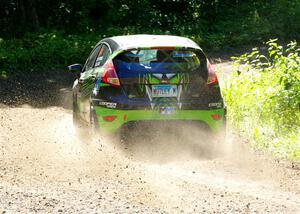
18,0 -> 26,26
17,0 -> 39,31
26,0 -> 39,31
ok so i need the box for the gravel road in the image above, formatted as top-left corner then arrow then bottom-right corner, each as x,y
0,63 -> 300,213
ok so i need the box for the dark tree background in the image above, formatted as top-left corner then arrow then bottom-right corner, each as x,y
0,0 -> 300,74
1,0 -> 300,41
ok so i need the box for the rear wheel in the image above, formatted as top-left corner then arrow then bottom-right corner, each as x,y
72,93 -> 80,126
89,104 -> 100,134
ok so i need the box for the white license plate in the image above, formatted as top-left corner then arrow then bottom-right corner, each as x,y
152,85 -> 177,97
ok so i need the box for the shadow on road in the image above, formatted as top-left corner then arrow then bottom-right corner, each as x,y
0,71 -> 75,109
112,122 -> 225,163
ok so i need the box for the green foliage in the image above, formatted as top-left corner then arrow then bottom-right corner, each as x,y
0,32 -> 100,74
1,0 -> 300,50
224,39 -> 300,160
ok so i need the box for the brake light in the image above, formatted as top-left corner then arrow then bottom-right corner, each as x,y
103,115 -> 117,122
207,61 -> 218,86
150,46 -> 175,50
211,114 -> 221,120
102,60 -> 120,87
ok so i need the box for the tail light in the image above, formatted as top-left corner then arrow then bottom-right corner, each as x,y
103,115 -> 117,122
150,46 -> 175,50
101,60 -> 120,87
211,114 -> 221,120
207,61 -> 219,87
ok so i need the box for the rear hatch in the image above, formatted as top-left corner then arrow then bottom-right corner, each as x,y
113,47 -> 221,110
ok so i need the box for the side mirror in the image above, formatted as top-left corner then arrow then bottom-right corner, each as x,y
67,64 -> 83,73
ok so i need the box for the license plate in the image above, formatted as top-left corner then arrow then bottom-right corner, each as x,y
160,107 -> 175,115
152,85 -> 177,97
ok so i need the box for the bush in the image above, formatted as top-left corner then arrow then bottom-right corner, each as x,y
224,39 -> 300,160
0,32 -> 100,75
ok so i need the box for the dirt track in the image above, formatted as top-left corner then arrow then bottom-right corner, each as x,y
0,63 -> 300,213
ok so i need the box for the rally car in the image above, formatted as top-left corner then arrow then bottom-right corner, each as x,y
68,35 -> 225,134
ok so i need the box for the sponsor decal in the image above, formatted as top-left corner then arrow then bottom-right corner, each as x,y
98,101 -> 117,108
152,73 -> 176,80
160,106 -> 175,115
208,102 -> 222,108
93,79 -> 101,96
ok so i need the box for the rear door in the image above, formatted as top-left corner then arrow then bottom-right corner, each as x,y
77,43 -> 111,121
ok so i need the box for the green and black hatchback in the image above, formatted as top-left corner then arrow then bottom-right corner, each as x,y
68,35 -> 225,134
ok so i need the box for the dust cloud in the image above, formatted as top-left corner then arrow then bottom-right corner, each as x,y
114,121 -> 228,163
1,106 -> 300,213
1,66 -> 300,212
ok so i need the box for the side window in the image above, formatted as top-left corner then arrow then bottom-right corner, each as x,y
85,45 -> 102,71
94,44 -> 110,67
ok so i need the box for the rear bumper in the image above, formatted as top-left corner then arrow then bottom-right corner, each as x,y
94,106 -> 225,133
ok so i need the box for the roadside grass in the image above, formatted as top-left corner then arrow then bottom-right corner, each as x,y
223,39 -> 300,160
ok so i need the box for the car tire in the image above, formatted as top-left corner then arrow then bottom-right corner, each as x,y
89,104 -> 99,133
72,93 -> 80,126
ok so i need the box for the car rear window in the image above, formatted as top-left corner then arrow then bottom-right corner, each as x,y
114,48 -> 206,75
